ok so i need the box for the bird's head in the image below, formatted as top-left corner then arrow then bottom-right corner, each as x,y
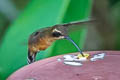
51,25 -> 68,39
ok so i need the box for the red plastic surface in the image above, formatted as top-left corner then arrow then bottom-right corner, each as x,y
7,51 -> 120,80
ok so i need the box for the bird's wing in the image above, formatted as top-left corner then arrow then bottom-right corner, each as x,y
62,18 -> 95,26
62,18 -> 95,33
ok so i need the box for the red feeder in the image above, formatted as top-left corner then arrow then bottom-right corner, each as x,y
7,51 -> 120,80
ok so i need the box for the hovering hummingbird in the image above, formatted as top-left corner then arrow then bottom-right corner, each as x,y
27,18 -> 94,64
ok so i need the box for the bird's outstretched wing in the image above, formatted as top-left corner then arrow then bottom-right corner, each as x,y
62,18 -> 95,27
61,18 -> 95,33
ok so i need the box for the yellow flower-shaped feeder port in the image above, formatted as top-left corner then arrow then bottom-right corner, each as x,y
77,53 -> 90,59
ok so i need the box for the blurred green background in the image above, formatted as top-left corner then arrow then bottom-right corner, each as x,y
0,0 -> 120,80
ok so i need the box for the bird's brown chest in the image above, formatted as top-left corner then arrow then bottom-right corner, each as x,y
34,36 -> 55,51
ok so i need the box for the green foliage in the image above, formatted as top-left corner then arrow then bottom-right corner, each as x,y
110,1 -> 120,49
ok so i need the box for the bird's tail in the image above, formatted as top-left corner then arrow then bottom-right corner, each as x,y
27,50 -> 37,64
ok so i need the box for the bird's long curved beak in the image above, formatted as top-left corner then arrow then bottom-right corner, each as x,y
64,36 -> 85,57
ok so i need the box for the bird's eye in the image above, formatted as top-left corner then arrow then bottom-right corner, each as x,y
34,32 -> 39,36
52,32 -> 62,37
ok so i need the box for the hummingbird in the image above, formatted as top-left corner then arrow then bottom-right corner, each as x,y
27,18 -> 94,64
